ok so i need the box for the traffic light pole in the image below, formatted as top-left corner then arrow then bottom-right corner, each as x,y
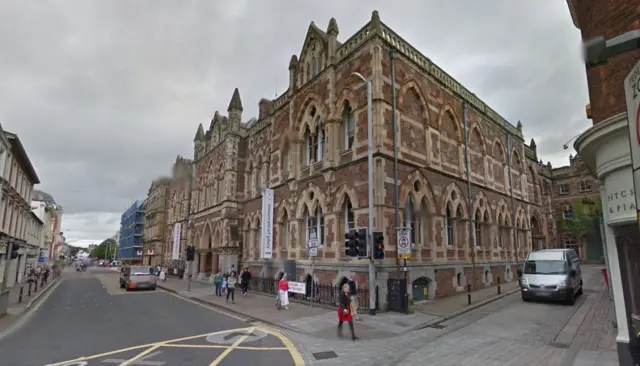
187,260 -> 192,292
351,72 -> 376,316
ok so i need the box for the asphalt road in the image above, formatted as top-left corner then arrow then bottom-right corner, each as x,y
0,267 -> 303,366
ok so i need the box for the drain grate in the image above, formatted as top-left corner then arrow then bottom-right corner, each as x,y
313,351 -> 338,360
428,324 -> 447,329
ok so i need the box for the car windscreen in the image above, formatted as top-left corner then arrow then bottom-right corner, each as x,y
523,260 -> 568,275
131,267 -> 153,276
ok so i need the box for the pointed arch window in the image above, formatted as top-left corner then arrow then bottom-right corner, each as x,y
255,164 -> 262,194
474,210 -> 482,247
245,162 -> 253,197
445,204 -> 453,247
256,218 -> 262,253
305,205 -> 324,243
305,63 -> 311,83
341,196 -> 355,234
343,103 -> 355,150
281,211 -> 290,250
316,117 -> 325,161
498,214 -> 504,248
217,176 -> 224,202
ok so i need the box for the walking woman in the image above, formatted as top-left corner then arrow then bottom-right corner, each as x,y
338,283 -> 357,341
226,272 -> 237,304
213,271 -> 222,296
278,273 -> 290,310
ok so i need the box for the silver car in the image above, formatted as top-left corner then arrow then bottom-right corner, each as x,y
119,265 -> 157,291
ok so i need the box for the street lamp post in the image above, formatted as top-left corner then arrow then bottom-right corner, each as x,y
351,72 -> 377,315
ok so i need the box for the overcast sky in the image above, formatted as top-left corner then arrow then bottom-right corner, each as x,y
0,1 -> 589,247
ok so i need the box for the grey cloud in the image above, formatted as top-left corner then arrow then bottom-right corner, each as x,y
0,0 -> 589,242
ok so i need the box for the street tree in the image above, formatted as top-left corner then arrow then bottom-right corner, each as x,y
557,197 -> 603,238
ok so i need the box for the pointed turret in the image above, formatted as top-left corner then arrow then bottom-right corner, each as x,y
370,10 -> 381,29
227,88 -> 243,112
529,138 -> 536,148
327,17 -> 339,35
289,55 -> 299,70
194,123 -> 205,142
516,120 -> 523,131
209,111 -> 220,130
547,161 -> 552,169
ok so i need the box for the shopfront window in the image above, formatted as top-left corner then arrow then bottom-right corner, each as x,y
614,224 -> 640,336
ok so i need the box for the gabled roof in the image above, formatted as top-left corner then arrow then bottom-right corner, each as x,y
297,21 -> 329,61
32,189 -> 57,204
5,131 -> 40,184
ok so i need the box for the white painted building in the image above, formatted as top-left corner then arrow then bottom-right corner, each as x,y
31,191 -> 60,265
0,125 -> 41,301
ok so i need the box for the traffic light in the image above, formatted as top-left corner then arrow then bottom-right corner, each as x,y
344,230 -> 356,257
354,228 -> 368,258
373,231 -> 384,259
186,245 -> 195,261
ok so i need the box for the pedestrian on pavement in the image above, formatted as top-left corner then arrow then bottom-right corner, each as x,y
213,271 -> 222,296
222,274 -> 228,295
338,283 -> 357,341
278,273 -> 290,310
226,273 -> 237,304
42,268 -> 50,285
159,267 -> 166,282
240,267 -> 251,296
630,313 -> 640,365
347,275 -> 361,321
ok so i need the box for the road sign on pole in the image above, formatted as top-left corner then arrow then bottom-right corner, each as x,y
624,60 -> 640,230
397,228 -> 411,259
307,236 -> 319,257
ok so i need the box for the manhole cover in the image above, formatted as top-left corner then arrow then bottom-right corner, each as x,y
428,324 -> 447,329
313,351 -> 338,360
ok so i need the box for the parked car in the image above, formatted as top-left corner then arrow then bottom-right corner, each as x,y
520,248 -> 583,305
119,265 -> 157,291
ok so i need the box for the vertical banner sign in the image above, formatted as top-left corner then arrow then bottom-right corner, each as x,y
624,60 -> 640,231
172,222 -> 182,260
261,188 -> 274,259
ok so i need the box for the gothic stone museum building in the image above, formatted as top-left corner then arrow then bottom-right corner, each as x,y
184,11 -> 557,306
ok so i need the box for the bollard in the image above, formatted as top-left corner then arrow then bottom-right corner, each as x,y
28,282 -> 32,296
34,278 -> 38,292
497,276 -> 501,294
18,286 -> 23,303
467,283 -> 471,305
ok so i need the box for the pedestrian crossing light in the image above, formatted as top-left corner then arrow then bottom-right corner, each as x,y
186,245 -> 195,261
344,230 -> 356,257
373,232 -> 384,260
355,228 -> 368,258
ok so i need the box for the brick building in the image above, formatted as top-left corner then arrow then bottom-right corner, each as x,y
568,0 -> 639,363
143,177 -> 169,266
183,11 -> 558,306
164,156 -> 192,268
550,155 -> 603,261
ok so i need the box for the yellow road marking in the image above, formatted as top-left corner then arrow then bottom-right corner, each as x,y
119,344 -> 161,366
209,327 -> 255,366
46,325 -> 305,366
255,325 -> 305,366
45,328 -> 253,366
161,344 -> 289,350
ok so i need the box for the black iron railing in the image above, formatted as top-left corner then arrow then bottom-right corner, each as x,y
248,277 -> 377,311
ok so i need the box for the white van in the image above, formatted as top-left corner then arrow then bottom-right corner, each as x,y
520,248 -> 583,305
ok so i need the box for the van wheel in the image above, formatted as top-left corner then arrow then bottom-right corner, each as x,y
565,292 -> 575,305
577,281 -> 583,296
119,281 -> 125,289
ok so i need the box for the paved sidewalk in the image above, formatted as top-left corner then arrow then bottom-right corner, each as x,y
157,274 -> 523,341
413,280 -> 521,318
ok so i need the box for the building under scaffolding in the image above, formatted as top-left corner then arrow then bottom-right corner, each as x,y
118,200 -> 144,262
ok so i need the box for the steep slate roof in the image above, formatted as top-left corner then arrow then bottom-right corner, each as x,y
32,189 -> 57,204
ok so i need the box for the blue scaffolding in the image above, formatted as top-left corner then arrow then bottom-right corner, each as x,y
118,200 -> 145,261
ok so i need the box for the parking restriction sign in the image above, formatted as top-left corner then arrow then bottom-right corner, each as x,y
397,228 -> 411,259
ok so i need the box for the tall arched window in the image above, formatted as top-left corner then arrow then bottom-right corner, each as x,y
343,103 -> 355,150
474,210 -> 481,247
316,117 -> 325,162
281,211 -> 290,250
256,218 -> 262,254
445,204 -> 453,247
305,205 -> 324,243
255,164 -> 261,194
342,196 -> 355,234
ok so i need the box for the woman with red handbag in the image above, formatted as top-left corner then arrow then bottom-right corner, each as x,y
338,283 -> 357,341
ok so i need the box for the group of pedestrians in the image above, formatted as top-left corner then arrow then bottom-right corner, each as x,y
26,265 -> 50,286
210,266 -> 252,304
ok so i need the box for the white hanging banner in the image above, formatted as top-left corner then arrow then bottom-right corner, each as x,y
172,222 -> 182,260
260,188 -> 274,259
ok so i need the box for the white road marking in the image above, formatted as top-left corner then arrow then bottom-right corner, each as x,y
164,291 -> 247,322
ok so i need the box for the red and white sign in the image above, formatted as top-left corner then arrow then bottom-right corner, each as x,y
397,228 -> 412,259
624,59 -> 640,226
147,249 -> 154,255
136,250 -> 143,256
287,281 -> 306,294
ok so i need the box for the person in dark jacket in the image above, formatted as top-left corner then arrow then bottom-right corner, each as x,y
630,313 -> 640,366
240,267 -> 252,296
337,283 -> 357,341
347,275 -> 361,321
